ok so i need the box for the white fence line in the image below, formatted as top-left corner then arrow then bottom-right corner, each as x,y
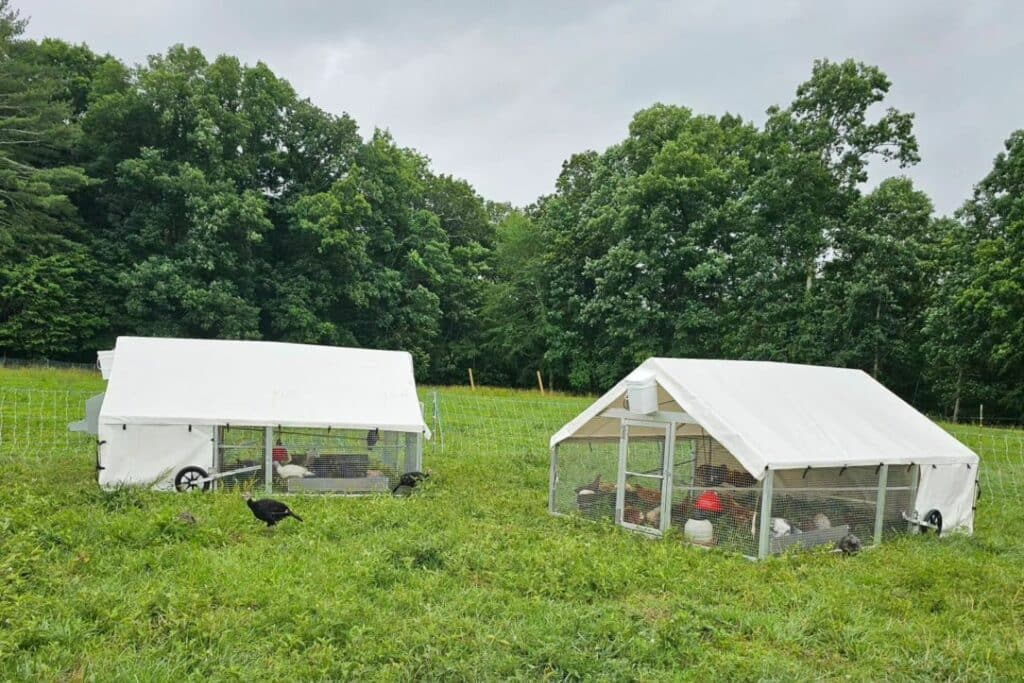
1,386 -> 1021,512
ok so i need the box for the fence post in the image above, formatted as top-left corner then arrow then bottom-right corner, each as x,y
549,446 -> 558,513
906,464 -> 919,533
874,464 -> 888,546
433,390 -> 444,452
264,427 -> 273,494
979,404 -> 984,426
468,368 -> 475,390
757,470 -> 774,559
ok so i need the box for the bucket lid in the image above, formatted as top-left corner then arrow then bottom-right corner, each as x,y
695,490 -> 723,513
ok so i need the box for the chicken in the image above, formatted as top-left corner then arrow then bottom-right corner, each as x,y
720,495 -> 754,527
392,470 -> 430,495
695,464 -> 727,487
624,483 -> 661,507
274,461 -> 314,479
622,505 -> 645,525
177,511 -> 197,525
812,512 -> 831,530
575,474 -> 602,495
723,469 -> 756,488
244,494 -> 303,527
750,514 -> 804,539
366,428 -> 380,449
771,517 -> 793,537
838,533 -> 862,555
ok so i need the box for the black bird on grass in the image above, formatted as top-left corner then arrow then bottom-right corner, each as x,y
244,493 -> 303,527
838,532 -> 862,556
392,470 -> 430,495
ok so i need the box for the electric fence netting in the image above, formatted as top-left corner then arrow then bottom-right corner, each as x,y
0,385 -> 1021,518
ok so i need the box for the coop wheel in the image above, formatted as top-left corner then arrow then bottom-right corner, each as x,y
174,466 -> 210,492
920,509 -> 942,535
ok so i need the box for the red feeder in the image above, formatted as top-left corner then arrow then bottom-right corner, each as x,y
694,490 -> 723,513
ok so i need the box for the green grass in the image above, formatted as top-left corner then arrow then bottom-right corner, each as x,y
1,368 -> 1023,681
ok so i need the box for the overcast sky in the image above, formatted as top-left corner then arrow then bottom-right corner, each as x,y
22,1 -> 1024,214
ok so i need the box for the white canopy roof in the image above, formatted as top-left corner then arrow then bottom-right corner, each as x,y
99,337 -> 430,435
551,358 -> 976,478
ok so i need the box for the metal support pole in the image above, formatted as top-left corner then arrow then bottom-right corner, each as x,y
264,426 -> 273,494
431,391 -> 439,452
434,391 -> 444,453
416,432 -> 424,471
549,446 -> 558,514
661,423 -> 676,534
615,422 -> 628,525
907,464 -> 919,533
874,464 -> 888,546
211,426 -> 220,491
757,470 -> 774,559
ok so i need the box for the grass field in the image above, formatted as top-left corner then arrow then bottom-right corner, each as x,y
1,368 -> 1023,681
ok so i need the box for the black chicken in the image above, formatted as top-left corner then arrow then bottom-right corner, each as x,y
244,494 -> 303,527
838,533 -> 862,556
391,470 -> 429,495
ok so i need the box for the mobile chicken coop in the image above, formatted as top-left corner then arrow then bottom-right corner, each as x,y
549,359 -> 980,558
71,337 -> 431,494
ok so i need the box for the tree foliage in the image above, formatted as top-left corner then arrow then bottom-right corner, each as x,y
0,14 -> 1018,418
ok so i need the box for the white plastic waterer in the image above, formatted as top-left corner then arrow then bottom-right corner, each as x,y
684,518 -> 714,545
625,372 -> 658,414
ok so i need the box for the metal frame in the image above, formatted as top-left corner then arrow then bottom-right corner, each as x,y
874,464 -> 889,545
601,408 -> 699,425
211,425 -> 220,481
615,418 -> 672,537
757,471 -> 774,559
264,426 -> 273,494
906,464 -> 920,533
549,445 -> 558,514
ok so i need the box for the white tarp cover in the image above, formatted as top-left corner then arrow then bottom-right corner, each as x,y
99,423 -> 215,488
552,358 -> 978,475
551,358 -> 980,534
97,349 -> 114,379
100,336 -> 430,435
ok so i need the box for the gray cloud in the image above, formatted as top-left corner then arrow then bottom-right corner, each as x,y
22,0 -> 1024,213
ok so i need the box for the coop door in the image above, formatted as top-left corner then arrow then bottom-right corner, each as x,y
616,419 -> 672,535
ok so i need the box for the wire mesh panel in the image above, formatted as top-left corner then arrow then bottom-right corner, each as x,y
268,427 -> 417,494
670,435 -> 760,556
622,433 -> 666,531
214,426 -> 265,491
880,465 -> 915,538
768,466 -> 914,553
0,387 -> 96,465
552,439 -> 619,522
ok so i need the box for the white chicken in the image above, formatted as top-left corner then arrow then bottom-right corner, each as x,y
751,514 -> 799,538
274,461 -> 315,479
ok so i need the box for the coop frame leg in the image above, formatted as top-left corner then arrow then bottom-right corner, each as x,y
874,464 -> 888,546
757,470 -> 774,559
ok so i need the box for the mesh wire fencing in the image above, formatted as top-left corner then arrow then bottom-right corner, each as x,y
2,383 -> 1023,526
0,387 -> 97,467
943,423 -> 1024,507
768,466 -> 914,555
0,357 -> 99,372
263,427 -> 417,494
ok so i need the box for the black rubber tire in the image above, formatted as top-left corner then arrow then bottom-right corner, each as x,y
920,509 -> 942,535
174,466 -> 210,492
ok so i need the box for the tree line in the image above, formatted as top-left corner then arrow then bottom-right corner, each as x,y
0,2 -> 1020,419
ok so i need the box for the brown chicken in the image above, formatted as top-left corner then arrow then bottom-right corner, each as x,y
623,505 -> 645,525
625,483 -> 662,507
